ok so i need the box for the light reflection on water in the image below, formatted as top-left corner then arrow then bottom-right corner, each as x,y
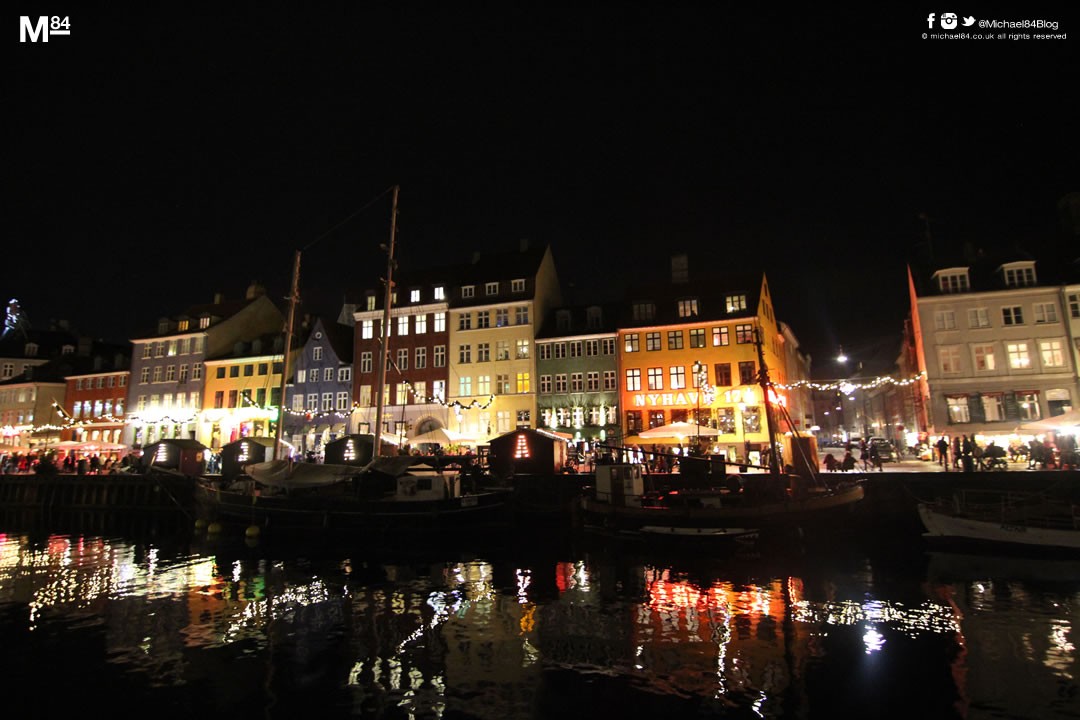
0,530 -> 1077,719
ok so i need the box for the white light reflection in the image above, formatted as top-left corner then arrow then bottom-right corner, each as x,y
515,568 -> 531,604
791,598 -> 960,637
862,626 -> 886,654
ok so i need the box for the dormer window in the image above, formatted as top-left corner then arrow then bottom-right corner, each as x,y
725,294 -> 747,312
586,306 -> 602,330
434,285 -> 446,300
199,316 -> 211,329
934,268 -> 970,293
24,342 -> 38,357
1001,262 -> 1036,288
556,310 -> 572,332
462,285 -> 475,299
178,319 -> 190,331
485,282 -> 499,295
410,289 -> 420,303
678,299 -> 699,318
61,344 -> 75,355
158,320 -> 170,334
366,295 -> 376,311
511,279 -> 526,293
632,302 -> 655,322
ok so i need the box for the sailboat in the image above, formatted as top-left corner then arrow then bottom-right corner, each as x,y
194,187 -> 512,533
580,326 -> 865,541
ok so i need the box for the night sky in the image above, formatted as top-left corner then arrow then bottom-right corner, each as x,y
12,7 -> 1077,377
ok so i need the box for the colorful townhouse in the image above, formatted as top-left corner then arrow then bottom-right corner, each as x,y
283,315 -> 354,456
618,255 -> 787,467
199,332 -> 289,450
534,303 -> 620,448
445,243 -> 562,440
124,283 -> 284,449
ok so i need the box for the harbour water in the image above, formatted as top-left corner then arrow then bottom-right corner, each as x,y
0,514 -> 1076,719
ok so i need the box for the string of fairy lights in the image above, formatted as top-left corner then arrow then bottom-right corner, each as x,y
5,367 -> 926,437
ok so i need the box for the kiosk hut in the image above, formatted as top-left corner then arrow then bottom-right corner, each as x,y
220,437 -> 279,481
142,439 -> 209,476
488,428 -> 569,477
323,434 -> 376,467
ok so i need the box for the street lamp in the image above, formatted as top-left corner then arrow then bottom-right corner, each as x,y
692,360 -> 704,449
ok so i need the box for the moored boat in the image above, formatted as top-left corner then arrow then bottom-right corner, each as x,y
195,455 -> 512,533
918,490 -> 1080,550
580,462 -> 864,537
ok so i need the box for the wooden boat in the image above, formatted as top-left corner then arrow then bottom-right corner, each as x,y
580,462 -> 865,537
918,490 -> 1080,550
195,455 -> 512,532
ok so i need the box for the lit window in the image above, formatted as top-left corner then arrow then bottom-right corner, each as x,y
415,314 -> 427,334
972,345 -> 996,371
625,369 -> 641,392
946,396 -> 970,423
1039,340 -> 1064,368
678,299 -> 699,317
725,294 -> 747,312
1006,342 -> 1030,369
434,285 -> 445,300
410,289 -> 420,303
939,346 -> 961,374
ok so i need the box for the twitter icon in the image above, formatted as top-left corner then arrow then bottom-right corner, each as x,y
962,16 -> 976,26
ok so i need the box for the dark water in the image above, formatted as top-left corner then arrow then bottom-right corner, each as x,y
0,515 -> 1077,719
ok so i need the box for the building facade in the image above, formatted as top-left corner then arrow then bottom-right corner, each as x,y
909,258 -> 1078,444
199,333 -> 287,451
535,304 -> 621,448
124,284 -> 284,448
284,317 -> 354,456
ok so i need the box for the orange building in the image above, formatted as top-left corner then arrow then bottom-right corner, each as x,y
618,258 -> 790,467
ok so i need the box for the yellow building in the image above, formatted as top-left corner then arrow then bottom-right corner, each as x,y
198,334 -> 291,451
618,260 -> 788,467
446,243 -> 562,439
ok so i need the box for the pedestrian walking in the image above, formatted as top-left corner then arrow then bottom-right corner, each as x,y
936,436 -> 949,471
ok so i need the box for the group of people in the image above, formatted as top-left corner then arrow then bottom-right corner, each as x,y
822,439 -> 884,473
933,433 -> 1075,471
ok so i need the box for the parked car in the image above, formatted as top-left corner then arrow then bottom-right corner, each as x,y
869,437 -> 899,463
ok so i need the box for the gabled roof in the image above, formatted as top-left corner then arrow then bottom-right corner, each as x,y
304,317 -> 354,363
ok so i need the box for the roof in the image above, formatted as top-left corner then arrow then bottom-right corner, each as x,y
535,302 -> 621,340
615,269 -> 765,327
305,317 -> 354,363
910,246 -> 1079,297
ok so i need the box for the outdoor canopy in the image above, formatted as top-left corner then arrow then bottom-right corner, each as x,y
638,421 -> 720,440
1019,408 -> 1080,433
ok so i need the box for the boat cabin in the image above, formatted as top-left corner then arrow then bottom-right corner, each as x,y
395,468 -> 462,501
594,463 -> 645,507
141,439 -> 209,476
219,437 -> 278,481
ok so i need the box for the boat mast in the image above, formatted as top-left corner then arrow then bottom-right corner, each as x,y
754,325 -> 781,478
275,249 -> 301,461
372,185 -> 400,458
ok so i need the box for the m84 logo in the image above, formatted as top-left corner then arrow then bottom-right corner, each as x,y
19,16 -> 71,42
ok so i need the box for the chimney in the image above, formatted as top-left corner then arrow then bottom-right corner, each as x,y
245,281 -> 266,299
213,292 -> 224,304
519,238 -> 530,252
472,251 -> 482,264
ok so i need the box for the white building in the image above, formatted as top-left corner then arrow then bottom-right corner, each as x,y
909,257 -> 1077,445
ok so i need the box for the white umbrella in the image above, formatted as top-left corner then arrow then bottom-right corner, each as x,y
1019,408 -> 1080,433
638,421 -> 719,440
408,427 -> 476,446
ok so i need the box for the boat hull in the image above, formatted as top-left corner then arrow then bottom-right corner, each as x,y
195,483 -> 512,532
580,484 -> 864,533
918,504 -> 1080,550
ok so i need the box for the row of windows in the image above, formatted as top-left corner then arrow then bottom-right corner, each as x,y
296,367 -> 352,383
139,363 -> 204,384
0,387 -> 35,404
366,279 -> 528,310
539,371 -> 618,393
214,363 -> 277,380
623,325 -> 753,352
74,376 -> 126,390
457,306 -> 530,330
945,390 -> 1045,424
358,409 -> 524,437
458,340 -> 529,363
629,294 -> 749,322
140,336 -> 206,359
935,264 -> 1038,293
159,317 -> 212,334
538,338 -> 617,359
938,339 -> 1067,374
359,347 -> 446,373
134,392 -> 202,412
287,391 -> 353,412
356,381 -> 447,407
213,387 -> 282,409
69,398 -> 125,418
623,362 -> 755,391
934,302 -> 1061,330
0,363 -> 33,380
361,313 -> 446,339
